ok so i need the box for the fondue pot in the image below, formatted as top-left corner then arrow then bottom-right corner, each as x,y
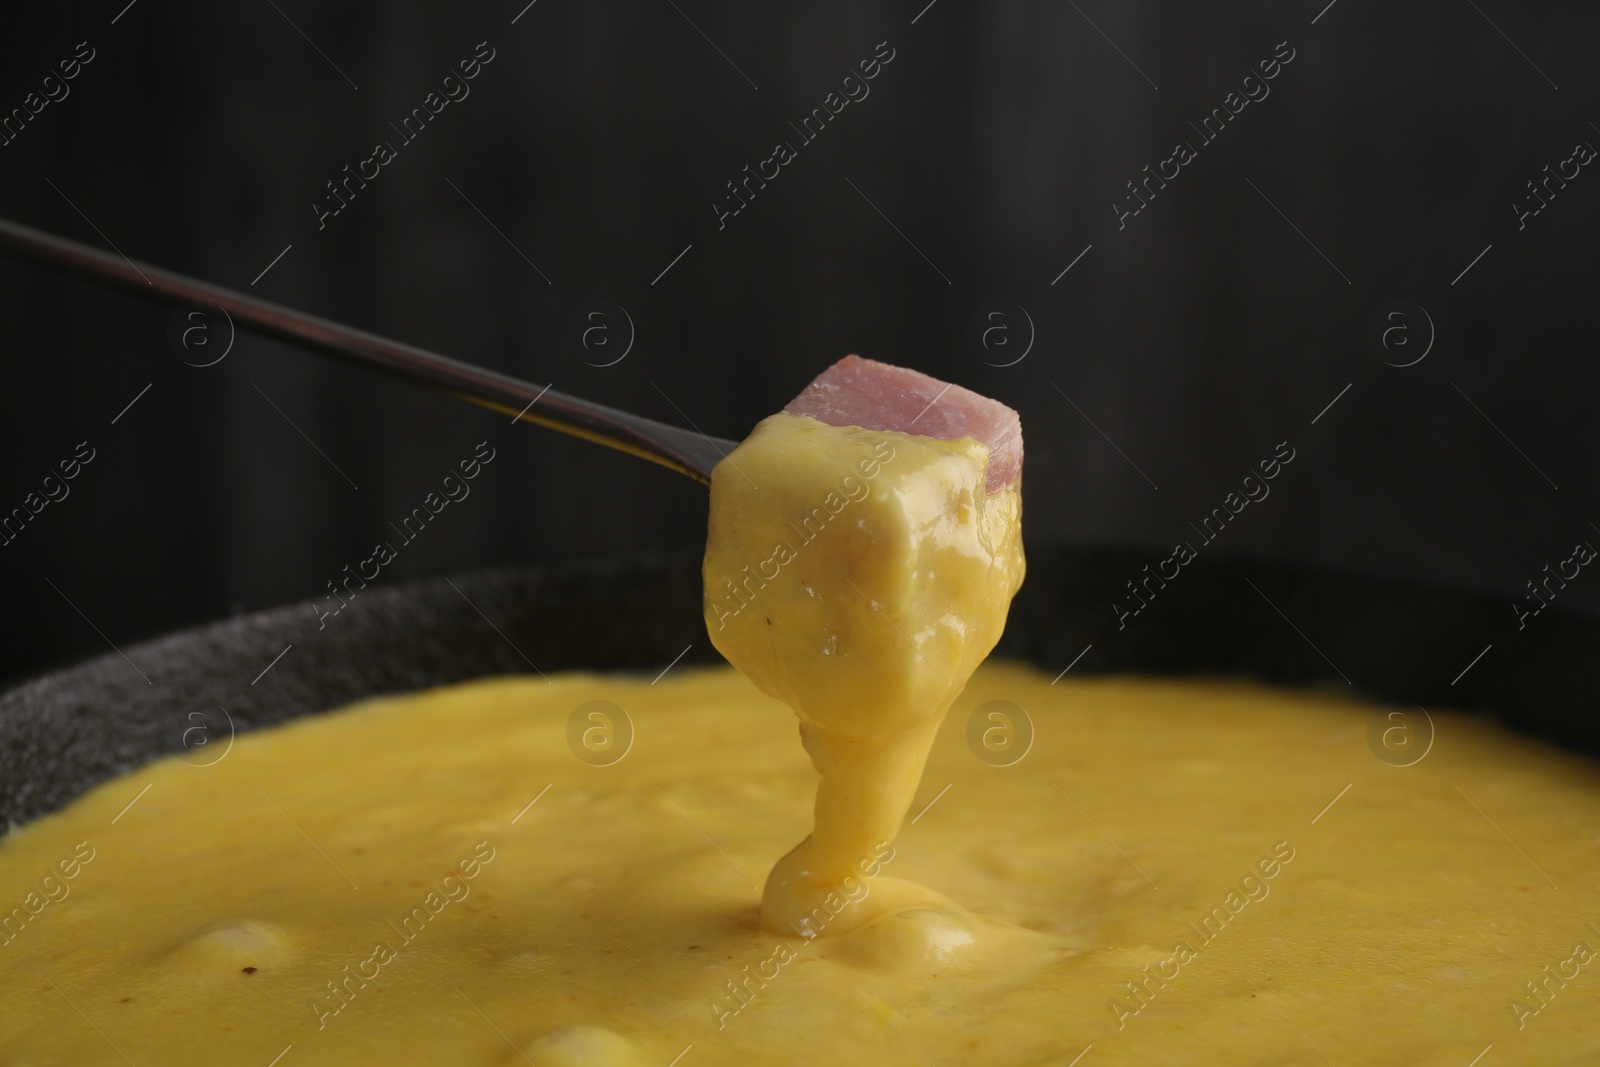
3,547 -> 1596,832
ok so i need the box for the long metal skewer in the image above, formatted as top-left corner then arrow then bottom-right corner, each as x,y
0,216 -> 738,483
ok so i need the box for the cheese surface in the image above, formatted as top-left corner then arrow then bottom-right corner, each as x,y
2,664 -> 1599,1065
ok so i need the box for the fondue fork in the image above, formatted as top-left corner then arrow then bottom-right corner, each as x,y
0,216 -> 737,483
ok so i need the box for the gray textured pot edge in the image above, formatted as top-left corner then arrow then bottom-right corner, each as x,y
4,547 -> 1596,832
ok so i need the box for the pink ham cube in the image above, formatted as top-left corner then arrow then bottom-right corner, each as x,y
784,355 -> 1022,494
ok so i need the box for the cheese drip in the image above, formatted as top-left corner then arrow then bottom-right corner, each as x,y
702,413 -> 1025,937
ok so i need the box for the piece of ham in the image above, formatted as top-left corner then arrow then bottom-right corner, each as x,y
784,354 -> 1022,494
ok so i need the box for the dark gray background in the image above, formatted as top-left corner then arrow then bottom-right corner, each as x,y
0,1 -> 1593,684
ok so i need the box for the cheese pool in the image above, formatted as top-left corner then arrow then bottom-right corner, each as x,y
2,666 -> 1600,1064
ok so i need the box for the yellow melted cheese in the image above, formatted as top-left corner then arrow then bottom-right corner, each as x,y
701,412 -> 1024,940
2,666 -> 1599,1064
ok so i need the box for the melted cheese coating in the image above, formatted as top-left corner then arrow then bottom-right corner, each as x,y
702,413 -> 1025,938
2,666 -> 1599,1064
